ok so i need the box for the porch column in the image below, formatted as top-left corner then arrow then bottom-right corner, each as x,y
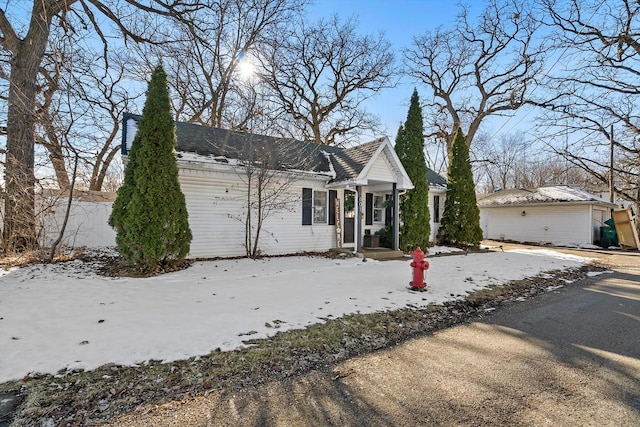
392,183 -> 399,251
355,185 -> 362,252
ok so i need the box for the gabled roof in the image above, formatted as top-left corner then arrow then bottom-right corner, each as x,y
122,113 -> 412,188
331,139 -> 383,182
477,185 -> 617,208
326,136 -> 412,189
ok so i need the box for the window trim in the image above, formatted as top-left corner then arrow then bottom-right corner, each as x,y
328,190 -> 337,226
313,190 -> 328,224
303,188 -> 334,225
373,195 -> 384,223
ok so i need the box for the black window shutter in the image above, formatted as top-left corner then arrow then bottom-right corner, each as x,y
302,188 -> 312,225
385,194 -> 393,226
328,190 -> 337,225
365,193 -> 373,225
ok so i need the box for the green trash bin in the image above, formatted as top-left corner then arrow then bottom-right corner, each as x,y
600,223 -> 618,248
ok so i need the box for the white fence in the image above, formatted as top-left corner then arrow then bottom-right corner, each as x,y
37,191 -> 116,249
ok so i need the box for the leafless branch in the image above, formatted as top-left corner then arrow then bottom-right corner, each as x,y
405,0 -> 547,151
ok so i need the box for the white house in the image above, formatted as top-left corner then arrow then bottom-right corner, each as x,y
427,168 -> 447,242
122,114 -> 414,258
478,185 -> 616,246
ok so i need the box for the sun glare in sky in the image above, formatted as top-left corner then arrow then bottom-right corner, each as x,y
238,55 -> 256,81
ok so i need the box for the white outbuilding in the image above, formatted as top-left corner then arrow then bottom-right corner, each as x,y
478,185 -> 617,247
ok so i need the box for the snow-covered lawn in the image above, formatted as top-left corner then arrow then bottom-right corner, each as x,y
0,248 -> 591,383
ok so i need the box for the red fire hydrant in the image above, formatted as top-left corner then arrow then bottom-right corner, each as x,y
410,247 -> 429,290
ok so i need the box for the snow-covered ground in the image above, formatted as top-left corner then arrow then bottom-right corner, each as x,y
0,248 -> 594,383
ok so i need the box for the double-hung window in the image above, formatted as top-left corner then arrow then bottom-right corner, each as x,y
373,195 -> 384,223
313,191 -> 327,223
303,188 -> 328,225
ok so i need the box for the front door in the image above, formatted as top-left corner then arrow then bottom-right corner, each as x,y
343,190 -> 355,244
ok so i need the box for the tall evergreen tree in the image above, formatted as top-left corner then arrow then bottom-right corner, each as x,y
109,64 -> 192,272
395,89 -> 430,251
437,128 -> 482,248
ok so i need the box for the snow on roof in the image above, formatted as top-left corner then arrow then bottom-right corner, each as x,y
478,185 -> 616,208
320,150 -> 337,179
176,150 -> 337,179
177,151 -> 244,167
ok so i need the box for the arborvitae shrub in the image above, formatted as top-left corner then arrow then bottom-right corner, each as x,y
395,89 -> 430,251
109,64 -> 192,272
437,128 -> 482,248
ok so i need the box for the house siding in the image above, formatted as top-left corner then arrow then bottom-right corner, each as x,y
32,171 -> 391,257
480,204 -> 594,245
179,170 -> 246,257
180,167 -> 334,258
367,155 -> 395,182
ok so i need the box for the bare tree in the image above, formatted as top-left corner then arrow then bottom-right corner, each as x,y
18,20 -> 133,192
423,135 -> 450,177
473,132 -> 530,192
34,32 -> 74,191
212,136 -> 305,258
472,131 -> 600,193
405,0 -> 547,152
68,48 -> 135,191
260,15 -> 397,146
0,0 -> 200,252
240,141 -> 301,258
535,0 -> 640,209
47,152 -> 78,262
131,0 -> 307,131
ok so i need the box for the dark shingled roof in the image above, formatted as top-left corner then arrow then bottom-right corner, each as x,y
427,168 -> 447,188
331,138 -> 386,182
122,113 -> 382,182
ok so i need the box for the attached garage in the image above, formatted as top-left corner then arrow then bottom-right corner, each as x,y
478,186 -> 616,246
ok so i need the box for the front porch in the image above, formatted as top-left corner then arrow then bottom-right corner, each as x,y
361,247 -> 406,261
324,135 -> 414,255
330,246 -> 406,260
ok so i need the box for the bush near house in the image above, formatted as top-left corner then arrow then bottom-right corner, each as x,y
437,128 -> 482,248
109,64 -> 192,272
395,89 -> 430,251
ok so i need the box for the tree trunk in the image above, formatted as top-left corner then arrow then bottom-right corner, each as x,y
3,7 -> 53,252
46,138 -> 71,190
90,146 -> 120,191
49,154 -> 79,262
